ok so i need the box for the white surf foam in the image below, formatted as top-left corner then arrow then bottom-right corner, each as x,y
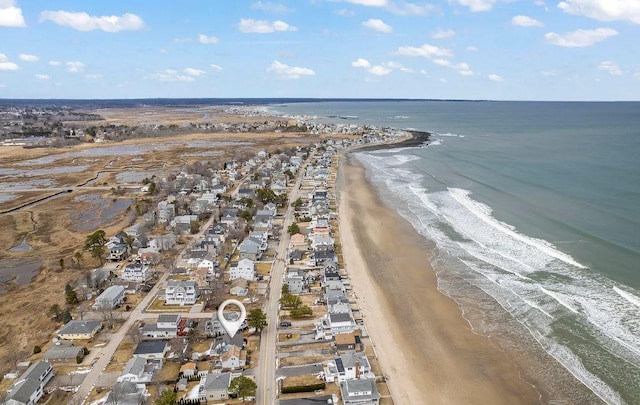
614,286 -> 640,309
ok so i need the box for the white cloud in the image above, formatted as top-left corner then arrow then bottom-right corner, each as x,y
450,0 -> 496,12
49,60 -> 61,66
433,58 -> 474,75
352,58 -> 371,68
84,73 -> 102,79
396,43 -> 453,58
431,28 -> 455,39
420,69 -> 428,76
512,15 -> 543,27
369,65 -> 392,76
362,18 -> 392,33
346,0 -> 388,6
39,10 -> 144,32
210,64 -> 223,71
0,53 -> 7,62
488,73 -> 504,81
251,1 -> 293,13
0,61 -> 18,70
19,53 -> 38,62
173,37 -> 192,43
0,83 -> 5,87
335,8 -> 356,16
184,67 -> 205,76
386,2 -> 435,15
66,61 -> 85,73
267,60 -> 315,79
545,28 -> 617,47
466,46 -> 478,51
198,34 -> 218,44
35,74 -> 50,80
237,18 -> 297,33
597,61 -> 622,76
0,0 -> 26,27
535,1 -> 546,6
148,70 -> 196,82
558,0 -> 640,24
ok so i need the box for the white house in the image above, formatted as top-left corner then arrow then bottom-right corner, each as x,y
141,314 -> 181,339
93,285 -> 125,309
220,345 -> 246,370
4,361 -> 54,405
121,263 -> 150,283
199,372 -> 231,402
165,280 -> 199,306
315,312 -> 357,340
229,258 -> 255,281
117,356 -> 153,383
324,352 -> 374,383
339,378 -> 380,405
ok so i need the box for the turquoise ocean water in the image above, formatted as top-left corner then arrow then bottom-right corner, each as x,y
271,101 -> 640,404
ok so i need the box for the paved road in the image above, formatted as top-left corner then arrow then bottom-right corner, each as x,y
73,206 -> 221,404
255,153 -> 311,405
276,363 -> 323,378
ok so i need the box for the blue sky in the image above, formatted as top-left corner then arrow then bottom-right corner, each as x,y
0,0 -> 639,100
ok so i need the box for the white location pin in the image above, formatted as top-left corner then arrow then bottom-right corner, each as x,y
217,299 -> 247,338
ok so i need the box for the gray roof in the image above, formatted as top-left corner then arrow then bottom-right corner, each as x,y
58,320 -> 102,336
97,285 -> 125,301
340,378 -> 380,401
122,356 -> 146,376
203,372 -> 231,391
157,314 -> 180,323
6,361 -> 52,403
134,340 -> 168,355
336,352 -> 369,372
329,313 -> 353,323
44,345 -> 83,360
239,239 -> 260,254
106,381 -> 144,405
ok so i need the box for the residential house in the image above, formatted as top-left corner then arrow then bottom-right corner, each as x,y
179,362 -> 197,378
165,280 -> 199,306
229,258 -> 255,281
141,314 -> 180,339
324,352 -> 373,383
93,285 -> 125,309
270,181 -> 287,195
194,193 -> 218,214
220,209 -> 239,227
172,215 -> 198,235
121,263 -> 150,283
117,356 -> 154,383
133,340 -> 169,361
157,200 -> 175,224
108,243 -> 129,262
147,233 -> 177,251
198,372 -> 232,402
220,345 -> 246,370
238,238 -> 261,262
105,381 -> 148,405
285,269 -> 307,294
186,250 -> 208,269
339,378 -> 380,405
327,295 -> 351,314
44,341 -> 84,364
315,312 -> 357,340
56,320 -> 102,340
289,233 -> 307,250
229,278 -> 249,297
3,361 -> 54,405
137,248 -> 161,266
334,332 -> 363,352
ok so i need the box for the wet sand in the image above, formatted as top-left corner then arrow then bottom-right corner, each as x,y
338,153 -> 542,404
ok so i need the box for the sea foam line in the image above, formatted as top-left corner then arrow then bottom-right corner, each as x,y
448,188 -> 587,269
613,286 -> 640,309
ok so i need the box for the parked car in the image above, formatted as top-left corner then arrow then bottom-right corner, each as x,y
279,321 -> 292,328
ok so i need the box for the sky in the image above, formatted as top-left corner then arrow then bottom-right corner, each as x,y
0,0 -> 639,101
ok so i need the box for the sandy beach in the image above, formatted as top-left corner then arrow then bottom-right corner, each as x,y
338,153 -> 542,404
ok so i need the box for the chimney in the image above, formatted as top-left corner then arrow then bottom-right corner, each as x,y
355,360 -> 360,379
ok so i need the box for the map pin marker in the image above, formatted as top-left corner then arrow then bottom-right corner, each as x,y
217,299 -> 247,338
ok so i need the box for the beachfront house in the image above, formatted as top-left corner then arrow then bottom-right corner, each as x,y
339,378 -> 380,405
3,361 -> 54,405
315,312 -> 357,340
324,352 -> 374,383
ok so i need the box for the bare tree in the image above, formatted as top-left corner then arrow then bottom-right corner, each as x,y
127,322 -> 143,344
99,305 -> 122,329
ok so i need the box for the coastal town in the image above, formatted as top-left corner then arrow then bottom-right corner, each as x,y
0,104 -> 418,405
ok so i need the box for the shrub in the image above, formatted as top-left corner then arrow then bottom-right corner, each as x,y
33,345 -> 41,354
281,383 -> 325,394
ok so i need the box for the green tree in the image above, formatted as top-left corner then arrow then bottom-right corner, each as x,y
73,251 -> 84,269
281,284 -> 290,295
229,375 -> 257,402
49,304 -> 62,320
62,310 -> 73,323
240,210 -> 252,221
279,293 -> 301,309
287,222 -> 300,235
290,305 -> 313,319
84,230 -> 106,250
148,182 -> 157,195
155,389 -> 177,405
59,258 -> 65,270
247,308 -> 268,332
65,288 -> 79,305
284,169 -> 294,180
190,220 -> 200,234
89,245 -> 105,265
293,197 -> 303,209
33,345 -> 41,354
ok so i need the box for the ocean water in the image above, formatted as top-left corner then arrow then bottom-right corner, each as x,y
271,101 -> 640,404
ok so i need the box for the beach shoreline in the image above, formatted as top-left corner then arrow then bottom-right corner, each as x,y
337,152 -> 546,404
